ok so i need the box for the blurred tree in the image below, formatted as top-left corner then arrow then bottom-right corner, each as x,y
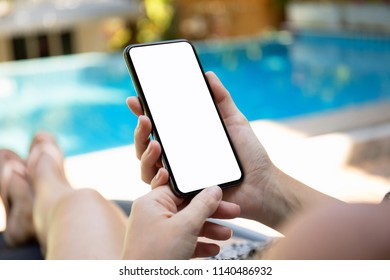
104,0 -> 176,50
136,0 -> 176,42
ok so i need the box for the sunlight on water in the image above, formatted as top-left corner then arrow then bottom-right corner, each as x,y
0,78 -> 16,98
1,35 -> 390,156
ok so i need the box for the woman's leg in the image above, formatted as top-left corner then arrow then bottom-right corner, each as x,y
0,150 -> 35,246
37,188 -> 127,259
28,133 -> 127,259
1,133 -> 128,259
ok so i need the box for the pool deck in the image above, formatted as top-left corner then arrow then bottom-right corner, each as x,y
1,100 -> 390,237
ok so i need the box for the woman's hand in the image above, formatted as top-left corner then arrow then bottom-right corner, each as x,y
122,185 -> 240,259
127,71 -> 338,230
127,71 -> 275,223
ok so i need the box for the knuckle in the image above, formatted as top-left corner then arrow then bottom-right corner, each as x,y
196,194 -> 217,212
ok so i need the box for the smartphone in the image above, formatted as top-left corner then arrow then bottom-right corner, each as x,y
124,39 -> 243,197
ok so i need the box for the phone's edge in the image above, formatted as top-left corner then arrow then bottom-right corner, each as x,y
123,40 -> 244,198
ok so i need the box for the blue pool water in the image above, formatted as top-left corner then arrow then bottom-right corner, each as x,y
1,33 -> 390,157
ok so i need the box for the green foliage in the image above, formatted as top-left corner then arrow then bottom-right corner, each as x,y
136,0 -> 176,42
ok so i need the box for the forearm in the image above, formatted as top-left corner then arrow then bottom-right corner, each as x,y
263,202 -> 390,259
259,165 -> 342,232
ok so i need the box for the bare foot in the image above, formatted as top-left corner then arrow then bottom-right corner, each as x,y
28,133 -> 69,187
0,150 -> 35,246
27,133 -> 72,248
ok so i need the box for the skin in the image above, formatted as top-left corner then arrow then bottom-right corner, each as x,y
0,133 -> 239,259
123,185 -> 237,259
263,202 -> 390,259
1,72 -> 389,259
127,71 -> 339,231
127,71 -> 390,259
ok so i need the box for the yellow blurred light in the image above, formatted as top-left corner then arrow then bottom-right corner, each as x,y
336,65 -> 351,82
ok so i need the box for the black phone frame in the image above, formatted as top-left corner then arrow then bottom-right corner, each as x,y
123,39 -> 244,197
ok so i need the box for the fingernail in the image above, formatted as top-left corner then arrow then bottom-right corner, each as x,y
206,186 -> 222,200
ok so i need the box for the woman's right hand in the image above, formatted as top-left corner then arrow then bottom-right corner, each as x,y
127,71 -> 338,230
127,71 -> 283,225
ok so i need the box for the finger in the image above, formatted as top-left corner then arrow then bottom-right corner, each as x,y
140,140 -> 162,183
192,242 -> 220,258
141,184 -> 184,211
175,186 -> 222,228
151,167 -> 170,189
205,71 -> 242,120
134,115 -> 152,160
177,193 -> 241,218
199,221 -> 232,241
126,96 -> 144,116
211,200 -> 241,219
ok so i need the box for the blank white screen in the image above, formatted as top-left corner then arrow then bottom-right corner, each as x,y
129,41 -> 241,194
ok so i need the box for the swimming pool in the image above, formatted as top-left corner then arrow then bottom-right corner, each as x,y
1,33 -> 390,157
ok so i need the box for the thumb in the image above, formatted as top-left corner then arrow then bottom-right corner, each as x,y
175,186 -> 223,228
